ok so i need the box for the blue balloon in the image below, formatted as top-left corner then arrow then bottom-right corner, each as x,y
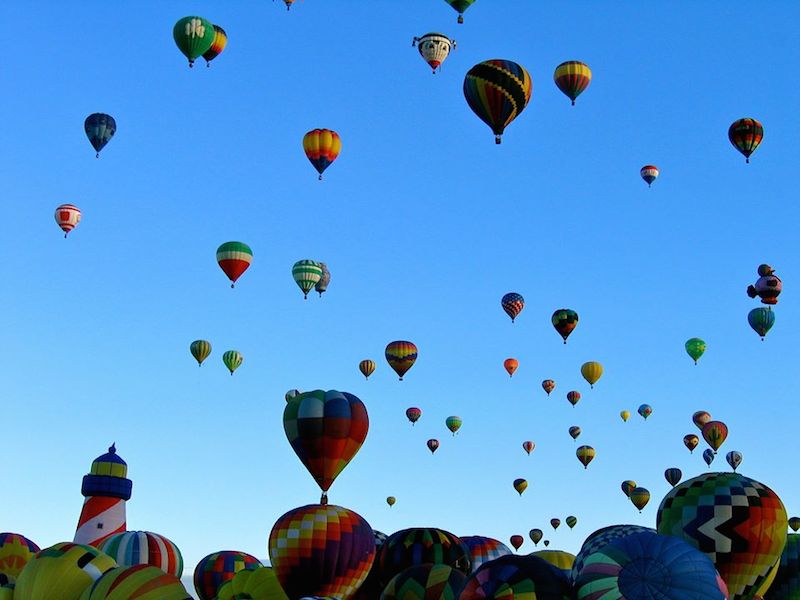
84,113 -> 117,157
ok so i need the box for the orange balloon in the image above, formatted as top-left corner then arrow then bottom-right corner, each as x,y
503,358 -> 518,377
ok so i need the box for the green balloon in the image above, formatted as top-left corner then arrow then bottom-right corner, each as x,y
748,307 -> 775,340
173,16 -> 216,66
685,338 -> 706,364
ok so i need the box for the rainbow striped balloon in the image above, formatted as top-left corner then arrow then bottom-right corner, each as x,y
79,564 -> 190,599
98,531 -> 183,578
464,60 -> 532,144
553,61 -> 592,105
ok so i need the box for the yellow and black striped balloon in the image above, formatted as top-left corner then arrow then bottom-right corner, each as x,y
463,59 -> 532,143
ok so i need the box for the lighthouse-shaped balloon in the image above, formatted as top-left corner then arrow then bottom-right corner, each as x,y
74,444 -> 133,548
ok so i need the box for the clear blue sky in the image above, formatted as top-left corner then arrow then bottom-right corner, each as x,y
2,0 -> 799,590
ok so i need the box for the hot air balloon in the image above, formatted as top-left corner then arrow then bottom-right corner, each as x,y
503,358 -> 518,377
542,380 -> 556,395
685,338 -> 707,364
571,525 -> 656,583
566,516 -> 577,529
54,204 -> 81,237
640,165 -> 659,187
427,439 -> 439,454
446,416 -> 462,435
657,472 -> 788,600
747,264 -> 782,305
460,537 -> 511,572
581,362 -> 603,388
553,61 -> 591,105
460,555 -> 571,599
303,129 -> 341,180
790,518 -> 800,533
573,531 -> 728,600
749,307 -> 775,340
382,564 -> 467,600
376,528 -> 469,588
214,566 -> 287,600
702,449 -> 715,466
630,487 -> 651,512
84,113 -> 116,158
97,531 -> 183,577
173,16 -> 216,67
638,404 -> 653,420
292,260 -> 322,299
621,480 -> 637,497
444,0 -> 475,23
14,542 -> 117,600
664,468 -> 682,487
385,341 -> 418,380
522,441 -> 535,455
576,445 -> 595,469
0,533 -> 40,584
501,292 -> 524,322
216,242 -> 253,288
693,411 -> 712,430
510,536 -> 524,551
359,360 -> 376,380
567,391 -> 581,407
530,550 -> 575,581
283,390 -> 368,504
620,410 -> 630,422
729,118 -> 764,163
552,309 -> 579,343
222,350 -> 243,375
190,340 -> 211,366
194,550 -> 262,600
529,529 -> 543,546
406,407 -> 421,426
702,420 -> 728,453
569,426 -> 581,441
281,0 -> 295,10
464,60 -> 532,144
543,540 -> 550,547
80,565 -> 190,599
726,450 -> 743,471
513,478 -> 528,496
386,496 -> 396,507
269,504 -> 375,600
764,533 -> 800,599
312,263 -> 331,298
550,519 -> 561,531
684,434 -> 699,453
412,33 -> 455,73
285,389 -> 301,403
202,25 -> 227,66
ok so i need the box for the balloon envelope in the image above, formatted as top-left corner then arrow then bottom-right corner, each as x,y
749,307 -> 775,339
216,242 -> 253,287
0,533 -> 40,584
190,340 -> 211,366
193,551 -> 261,600
580,362 -> 603,387
571,525 -> 656,583
701,420 -> 728,452
685,338 -> 707,364
552,309 -> 579,343
503,358 -> 518,377
359,360 -> 376,379
413,33 -> 455,73
553,61 -> 591,105
376,528 -> 469,588
84,113 -> 116,156
459,537 -> 511,573
173,16 -> 216,66
629,487 -> 651,512
576,445 -> 595,468
459,554 -> 571,600
664,468 -> 683,487
303,129 -> 341,179
463,61 -> 532,143
729,117 -> 764,163
380,563 -> 466,600
513,478 -> 528,495
97,531 -> 183,577
385,341 -> 418,380
79,565 -> 190,600
501,293 -> 525,322
202,25 -> 227,65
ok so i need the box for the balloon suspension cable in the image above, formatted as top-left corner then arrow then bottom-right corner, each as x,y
320,492 -> 328,505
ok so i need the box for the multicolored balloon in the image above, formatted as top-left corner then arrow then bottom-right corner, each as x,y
54,204 -> 81,237
412,33 -> 455,73
510,535 -> 524,551
620,410 -> 630,422
381,563 -> 467,600
501,292 -> 525,322
629,487 -> 651,512
702,420 -> 728,452
376,528 -> 469,588
269,504 -> 375,600
764,533 -> 800,599
553,61 -> 592,105
445,416 -> 462,435
406,407 -> 422,426
638,404 -> 653,420
460,555 -> 571,600
684,434 -> 699,453
703,449 -> 715,466
97,531 -> 183,577
640,165 -> 659,187
530,550 -> 575,580
573,531 -> 728,600
729,117 -> 764,163
190,340 -> 211,366
664,468 -> 682,487
464,60 -> 532,144
550,519 -> 561,531
747,264 -> 782,305
567,391 -> 581,407
726,450 -> 743,471
222,350 -> 243,375
749,307 -> 775,340
173,16 -> 216,67
657,472 -> 788,600
503,358 -> 518,377
693,411 -> 712,430
283,390 -> 369,503
576,445 -> 595,469
459,537 -> 511,572
444,0 -> 475,23
529,529 -> 543,546
427,439 -> 439,454
0,533 -> 40,584
621,480 -> 637,497
552,309 -> 579,343
522,441 -> 535,455
685,338 -> 707,364
84,113 -> 116,157
202,25 -> 227,66
292,260 -> 323,299
569,426 -> 581,440
80,565 -> 190,600
385,341 -> 418,380
359,359 -> 376,380
581,362 -> 603,388
386,496 -> 396,507
216,242 -> 253,288
542,380 -> 556,396
303,129 -> 341,180
513,478 -> 528,496
571,525 -> 656,583
193,551 -> 261,600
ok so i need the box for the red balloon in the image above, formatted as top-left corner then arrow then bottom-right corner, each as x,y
427,439 -> 439,454
509,535 -> 524,551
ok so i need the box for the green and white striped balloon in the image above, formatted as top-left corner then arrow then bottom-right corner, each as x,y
292,260 -> 322,299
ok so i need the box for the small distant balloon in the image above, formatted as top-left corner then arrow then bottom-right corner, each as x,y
202,24 -> 227,66
629,487 -> 650,512
359,360 -> 376,380
303,129 -> 341,180
464,60 -> 532,144
703,448 -> 715,466
54,204 -> 81,237
190,340 -> 212,366
522,441 -> 535,455
789,517 -> 800,532
542,380 -> 556,395
501,293 -> 525,322
427,439 -> 439,454
576,445 -> 595,469
315,263 -> 331,297
621,480 -> 637,497
386,341 -> 418,380
747,264 -> 782,305
503,358 -> 518,377
692,411 -> 712,430
509,535 -> 524,551
406,407 -> 422,425
543,540 -> 550,547
569,426 -> 581,441
216,242 -> 253,288
292,260 -> 323,299
748,307 -> 775,340
683,434 -> 699,453
412,33 -> 456,73
701,420 -> 728,452
445,416 -> 462,436
685,338 -> 706,364
529,529 -> 543,546
566,516 -> 577,529
222,350 -> 243,375
553,60 -> 592,106
619,410 -> 630,422
513,478 -> 528,496
640,165 -> 659,187
664,468 -> 682,487
726,450 -> 743,471
728,117 -> 763,163
567,391 -> 581,407
386,496 -> 396,507
552,309 -> 579,343
173,16 -> 216,67
638,404 -> 652,420
550,519 -> 561,531
581,362 -> 603,388
85,113 -> 116,157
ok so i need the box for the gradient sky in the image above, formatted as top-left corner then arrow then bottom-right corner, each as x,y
2,1 -> 800,596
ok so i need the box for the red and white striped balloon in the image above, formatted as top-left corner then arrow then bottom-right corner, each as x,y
54,204 -> 81,237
